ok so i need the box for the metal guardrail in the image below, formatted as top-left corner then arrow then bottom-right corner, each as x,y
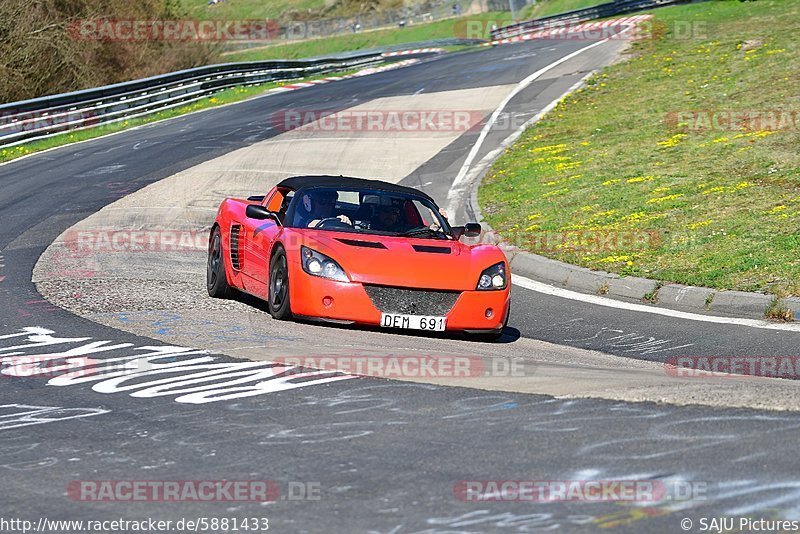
0,50 -> 432,149
490,0 -> 691,40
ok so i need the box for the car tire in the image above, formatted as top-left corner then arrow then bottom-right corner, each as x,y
207,226 -> 233,299
268,247 -> 292,320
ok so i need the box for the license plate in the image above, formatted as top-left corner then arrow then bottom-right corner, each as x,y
380,313 -> 447,331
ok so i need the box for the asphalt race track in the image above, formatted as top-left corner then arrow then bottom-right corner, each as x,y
3,30 -> 800,533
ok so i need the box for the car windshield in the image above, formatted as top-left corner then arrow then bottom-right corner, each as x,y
287,187 -> 453,239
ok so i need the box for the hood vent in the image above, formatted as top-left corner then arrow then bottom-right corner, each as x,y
412,244 -> 451,254
336,238 -> 387,249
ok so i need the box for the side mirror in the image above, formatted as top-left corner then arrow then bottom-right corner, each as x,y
246,204 -> 277,221
463,222 -> 481,238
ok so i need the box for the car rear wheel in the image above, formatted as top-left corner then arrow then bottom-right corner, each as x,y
268,247 -> 292,320
207,226 -> 233,299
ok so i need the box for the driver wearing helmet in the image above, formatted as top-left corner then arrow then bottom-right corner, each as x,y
371,199 -> 405,232
295,189 -> 352,228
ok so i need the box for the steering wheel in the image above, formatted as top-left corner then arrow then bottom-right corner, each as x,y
316,217 -> 353,229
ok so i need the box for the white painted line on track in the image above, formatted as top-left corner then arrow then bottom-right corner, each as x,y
458,72 -> 594,216
513,275 -> 800,333
445,30 -> 628,216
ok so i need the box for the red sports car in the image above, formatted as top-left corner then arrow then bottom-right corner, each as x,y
207,176 -> 510,340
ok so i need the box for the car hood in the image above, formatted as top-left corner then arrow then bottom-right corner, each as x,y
296,230 -> 505,291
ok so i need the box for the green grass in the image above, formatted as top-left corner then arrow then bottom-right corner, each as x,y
222,11 -> 509,61
0,66 -> 365,164
178,0 -> 330,21
479,0 -> 800,296
519,0 -> 604,20
177,0 -> 441,23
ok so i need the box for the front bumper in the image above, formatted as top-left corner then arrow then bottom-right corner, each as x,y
289,265 -> 510,332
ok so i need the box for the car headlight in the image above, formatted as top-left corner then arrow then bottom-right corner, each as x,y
477,262 -> 507,290
301,246 -> 348,282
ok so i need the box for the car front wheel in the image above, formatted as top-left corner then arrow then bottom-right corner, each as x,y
268,247 -> 292,320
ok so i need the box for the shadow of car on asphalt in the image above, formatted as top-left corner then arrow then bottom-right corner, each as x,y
231,290 -> 520,344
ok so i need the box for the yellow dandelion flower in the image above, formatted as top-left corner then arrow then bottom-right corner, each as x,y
596,255 -> 633,264
687,220 -> 712,230
646,194 -> 684,204
531,144 -> 567,153
555,161 -> 582,172
657,133 -> 687,147
543,188 -> 569,198
702,186 -> 726,195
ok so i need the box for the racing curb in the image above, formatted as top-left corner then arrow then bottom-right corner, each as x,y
502,246 -> 799,321
470,211 -> 800,323
463,101 -> 798,324
484,15 -> 653,46
268,58 -> 423,93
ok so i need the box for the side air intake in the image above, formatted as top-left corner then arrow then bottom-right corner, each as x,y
230,224 -> 243,270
